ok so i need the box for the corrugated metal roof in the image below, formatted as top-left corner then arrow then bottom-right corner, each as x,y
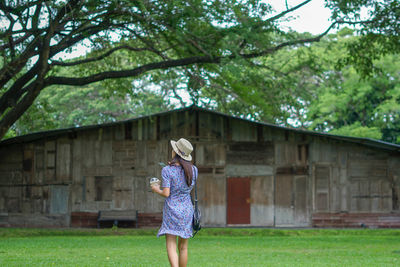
1,105 -> 400,152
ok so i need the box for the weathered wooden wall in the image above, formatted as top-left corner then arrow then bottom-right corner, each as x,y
0,108 -> 399,228
0,140 -> 70,227
309,140 -> 397,214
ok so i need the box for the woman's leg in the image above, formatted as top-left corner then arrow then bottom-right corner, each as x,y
178,237 -> 189,267
166,234 -> 179,267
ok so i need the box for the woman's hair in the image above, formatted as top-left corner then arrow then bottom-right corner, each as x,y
168,154 -> 193,186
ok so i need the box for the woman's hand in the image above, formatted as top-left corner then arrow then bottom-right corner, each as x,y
151,184 -> 170,198
151,184 -> 160,193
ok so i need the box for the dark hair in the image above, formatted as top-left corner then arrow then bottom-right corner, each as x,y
168,154 -> 193,186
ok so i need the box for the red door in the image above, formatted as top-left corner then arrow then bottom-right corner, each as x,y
227,177 -> 251,224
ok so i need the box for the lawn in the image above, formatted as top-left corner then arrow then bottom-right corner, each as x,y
1,228 -> 400,266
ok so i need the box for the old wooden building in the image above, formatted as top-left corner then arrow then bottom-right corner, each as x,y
1,106 -> 400,228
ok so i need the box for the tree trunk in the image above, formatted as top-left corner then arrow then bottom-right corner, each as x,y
0,82 -> 43,140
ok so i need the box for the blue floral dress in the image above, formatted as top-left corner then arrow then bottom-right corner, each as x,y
157,164 -> 198,239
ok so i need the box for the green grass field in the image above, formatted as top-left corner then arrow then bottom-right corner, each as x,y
1,228 -> 400,266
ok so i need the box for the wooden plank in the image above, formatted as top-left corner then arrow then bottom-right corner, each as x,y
231,119 -> 257,142
350,181 -> 359,211
275,174 -> 293,226
359,180 -> 371,211
80,133 -> 96,170
146,141 -> 157,167
72,139 -> 82,184
195,144 -> 204,166
198,112 -> 224,140
114,124 -> 125,141
95,140 -> 112,166
50,185 -> 69,214
316,193 -> 328,212
136,142 -> 147,173
35,148 -> 44,170
309,140 -> 337,163
124,122 -> 133,140
170,112 -> 177,138
134,177 -> 147,212
84,176 -> 95,202
227,142 -> 273,165
348,149 -> 388,161
56,141 -> 71,182
275,143 -> 297,165
138,119 -> 143,141
197,175 -> 226,226
159,114 -> 171,140
6,197 -> 20,213
276,166 -> 308,175
226,165 -> 273,177
114,190 -> 133,210
251,176 -> 274,226
314,165 -> 330,212
205,143 -> 226,166
348,160 -> 387,178
331,166 -> 340,212
381,180 -> 392,211
294,175 -> 308,225
370,180 -> 380,212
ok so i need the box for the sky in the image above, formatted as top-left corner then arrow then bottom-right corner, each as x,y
272,0 -> 333,34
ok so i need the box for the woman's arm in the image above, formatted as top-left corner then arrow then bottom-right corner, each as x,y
151,184 -> 170,198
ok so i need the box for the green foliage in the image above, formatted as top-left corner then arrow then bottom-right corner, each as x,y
2,127 -> 16,139
307,47 -> 400,144
329,122 -> 382,139
338,0 -> 400,77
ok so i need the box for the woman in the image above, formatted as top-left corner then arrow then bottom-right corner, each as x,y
151,138 -> 198,267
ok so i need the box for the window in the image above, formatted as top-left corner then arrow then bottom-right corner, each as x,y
95,176 -> 113,201
297,144 -> 308,163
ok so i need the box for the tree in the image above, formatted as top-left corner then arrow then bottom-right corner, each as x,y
307,52 -> 400,143
1,0 -> 399,140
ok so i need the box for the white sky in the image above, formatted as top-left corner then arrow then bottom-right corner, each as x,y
273,0 -> 333,34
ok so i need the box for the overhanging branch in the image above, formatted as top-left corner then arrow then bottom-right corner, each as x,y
51,45 -> 155,66
44,55 -> 220,87
266,0 -> 312,23
241,21 -> 338,58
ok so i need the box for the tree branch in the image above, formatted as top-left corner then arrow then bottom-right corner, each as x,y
44,55 -> 220,87
50,45 -> 153,66
124,27 -> 171,60
241,21 -> 338,58
266,0 -> 312,23
0,32 -> 34,51
0,1 -> 43,15
0,64 -> 39,115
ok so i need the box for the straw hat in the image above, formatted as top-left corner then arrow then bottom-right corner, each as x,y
170,138 -> 193,161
